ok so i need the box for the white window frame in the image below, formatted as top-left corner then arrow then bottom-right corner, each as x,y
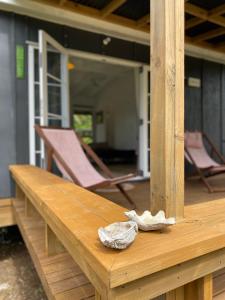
138,65 -> 150,178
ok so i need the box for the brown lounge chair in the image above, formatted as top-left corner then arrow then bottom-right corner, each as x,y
185,131 -> 225,193
35,125 -> 136,207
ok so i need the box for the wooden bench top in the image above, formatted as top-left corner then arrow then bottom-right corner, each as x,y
10,165 -> 225,290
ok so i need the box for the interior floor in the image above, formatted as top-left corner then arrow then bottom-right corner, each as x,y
98,164 -> 225,211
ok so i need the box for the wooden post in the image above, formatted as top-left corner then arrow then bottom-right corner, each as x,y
25,197 -> 38,217
150,0 -> 184,219
95,290 -> 101,300
166,287 -> 184,300
45,224 -> 65,256
16,185 -> 25,201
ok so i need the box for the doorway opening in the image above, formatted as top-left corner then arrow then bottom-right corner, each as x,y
69,56 -> 138,176
28,30 -> 150,179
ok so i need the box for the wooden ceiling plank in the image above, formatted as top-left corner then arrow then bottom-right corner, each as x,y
193,27 -> 225,42
137,14 -> 150,28
101,0 -> 127,18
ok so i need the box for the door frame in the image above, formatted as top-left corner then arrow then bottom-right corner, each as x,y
28,37 -> 150,175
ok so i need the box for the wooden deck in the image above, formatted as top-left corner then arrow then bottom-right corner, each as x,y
13,197 -> 94,300
98,171 -> 225,299
9,165 -> 225,299
97,171 -> 225,210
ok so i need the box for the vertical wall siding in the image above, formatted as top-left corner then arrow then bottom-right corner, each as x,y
0,12 -> 16,197
1,11 -> 225,195
221,65 -> 225,154
185,56 -> 203,131
202,61 -> 222,152
185,57 -> 225,173
14,14 -> 29,164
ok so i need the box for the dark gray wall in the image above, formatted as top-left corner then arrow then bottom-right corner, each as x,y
0,13 -> 16,197
1,11 -> 225,196
0,11 -> 149,197
185,57 -> 225,154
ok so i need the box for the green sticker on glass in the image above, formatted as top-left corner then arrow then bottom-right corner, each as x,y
16,45 -> 25,79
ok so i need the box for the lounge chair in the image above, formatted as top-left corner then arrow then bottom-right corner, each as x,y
35,125 -> 136,207
185,131 -> 225,193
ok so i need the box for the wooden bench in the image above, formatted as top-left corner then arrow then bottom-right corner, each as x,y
10,165 -> 225,299
0,198 -> 15,227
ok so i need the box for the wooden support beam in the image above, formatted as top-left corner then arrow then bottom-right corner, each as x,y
166,274 -> 212,300
166,287 -> 184,300
216,41 -> 225,50
186,36 -> 225,55
0,198 -> 15,228
150,0 -> 184,218
16,184 -> 25,201
137,14 -> 150,28
209,4 -> 225,17
36,0 -> 149,33
59,0 -> 67,6
185,3 -> 208,19
95,290 -> 101,300
101,0 -> 127,18
184,274 -> 213,300
193,27 -> 225,42
185,17 -> 205,30
45,223 -> 65,256
25,197 -> 38,218
185,3 -> 225,29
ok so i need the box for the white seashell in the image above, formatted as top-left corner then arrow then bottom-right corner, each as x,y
98,221 -> 138,249
124,210 -> 175,231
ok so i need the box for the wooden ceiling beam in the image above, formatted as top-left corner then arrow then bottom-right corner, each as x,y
185,3 -> 225,28
136,14 -> 150,28
215,41 -> 225,49
37,0 -> 149,33
185,3 -> 208,20
209,4 -> 225,17
192,27 -> 225,42
186,36 -> 225,54
185,17 -> 205,30
59,0 -> 67,6
101,0 -> 127,18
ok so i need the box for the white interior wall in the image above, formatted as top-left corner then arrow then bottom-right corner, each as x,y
70,57 -> 138,150
95,71 -> 137,150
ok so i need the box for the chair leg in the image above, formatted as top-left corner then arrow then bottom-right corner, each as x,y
198,171 -> 214,193
116,184 -> 136,209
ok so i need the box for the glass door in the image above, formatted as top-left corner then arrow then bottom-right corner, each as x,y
138,66 -> 150,178
29,30 -> 70,167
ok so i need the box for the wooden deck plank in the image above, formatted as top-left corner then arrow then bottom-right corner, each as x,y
9,165 -> 225,291
13,197 -> 94,300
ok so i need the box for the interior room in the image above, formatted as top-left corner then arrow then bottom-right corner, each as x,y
69,56 -> 140,177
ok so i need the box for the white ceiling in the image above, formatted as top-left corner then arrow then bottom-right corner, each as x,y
69,56 -> 133,99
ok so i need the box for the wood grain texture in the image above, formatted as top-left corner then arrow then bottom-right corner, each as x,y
9,165 -> 225,297
166,287 -> 184,300
184,274 -> 212,300
0,198 -> 15,227
13,197 -> 94,300
150,0 -> 184,219
45,224 -> 65,256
